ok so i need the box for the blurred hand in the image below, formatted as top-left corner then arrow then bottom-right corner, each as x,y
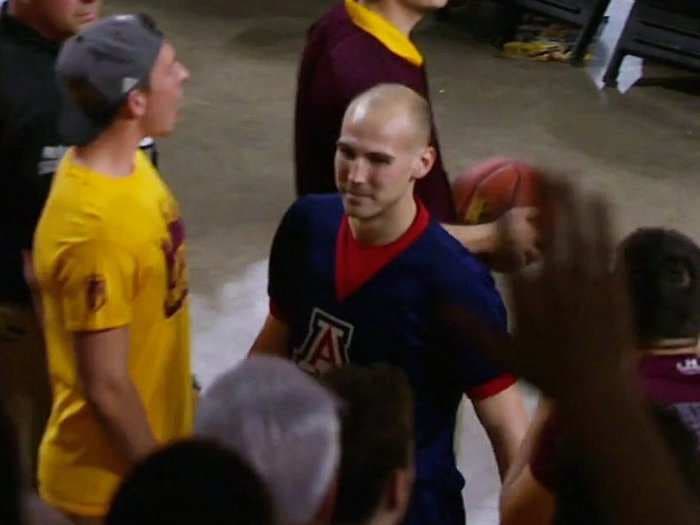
486,207 -> 541,273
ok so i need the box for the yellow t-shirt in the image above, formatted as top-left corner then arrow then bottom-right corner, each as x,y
33,149 -> 194,516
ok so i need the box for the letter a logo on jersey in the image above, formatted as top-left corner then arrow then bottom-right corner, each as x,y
294,308 -> 354,375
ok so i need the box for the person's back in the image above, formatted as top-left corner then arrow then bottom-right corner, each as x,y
294,0 -> 455,222
33,14 -> 193,520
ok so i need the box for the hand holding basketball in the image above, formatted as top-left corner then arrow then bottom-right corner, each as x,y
452,158 -> 545,271
490,207 -> 541,271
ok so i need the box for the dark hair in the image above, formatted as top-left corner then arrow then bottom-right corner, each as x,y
106,439 -> 276,525
0,402 -> 22,525
554,405 -> 700,525
619,228 -> 700,344
321,365 -> 414,525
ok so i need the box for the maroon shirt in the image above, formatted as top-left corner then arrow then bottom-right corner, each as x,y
531,353 -> 700,488
294,2 -> 456,223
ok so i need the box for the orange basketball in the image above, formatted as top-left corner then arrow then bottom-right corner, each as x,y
453,157 -> 542,224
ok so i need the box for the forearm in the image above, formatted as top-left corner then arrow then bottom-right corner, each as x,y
560,385 -> 699,525
476,386 -> 530,480
442,223 -> 496,254
503,399 -> 552,488
88,380 -> 157,465
500,400 -> 556,525
486,420 -> 528,480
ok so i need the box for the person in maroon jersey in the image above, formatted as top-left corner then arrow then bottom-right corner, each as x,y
500,227 -> 700,525
294,0 -> 539,270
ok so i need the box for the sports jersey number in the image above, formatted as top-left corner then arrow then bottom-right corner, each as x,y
162,219 -> 189,317
293,308 -> 354,375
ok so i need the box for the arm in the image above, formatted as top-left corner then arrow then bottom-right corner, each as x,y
248,313 -> 291,358
442,222 -> 497,255
503,399 -> 552,488
473,383 -> 529,480
500,400 -> 556,525
261,199 -> 306,356
442,208 -> 540,272
500,466 -> 556,525
75,327 -> 157,465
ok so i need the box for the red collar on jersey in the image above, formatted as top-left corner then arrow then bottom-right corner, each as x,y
335,199 -> 431,302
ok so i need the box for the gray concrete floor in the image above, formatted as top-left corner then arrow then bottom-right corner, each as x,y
109,0 -> 700,522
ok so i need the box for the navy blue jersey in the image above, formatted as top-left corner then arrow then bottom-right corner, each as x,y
269,195 -> 514,491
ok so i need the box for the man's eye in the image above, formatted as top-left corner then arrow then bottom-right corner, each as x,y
368,155 -> 391,165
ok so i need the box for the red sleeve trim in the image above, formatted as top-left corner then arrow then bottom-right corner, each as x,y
269,299 -> 286,322
466,374 -> 517,400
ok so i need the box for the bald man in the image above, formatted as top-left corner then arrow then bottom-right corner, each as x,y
251,84 -> 529,525
295,0 -> 540,272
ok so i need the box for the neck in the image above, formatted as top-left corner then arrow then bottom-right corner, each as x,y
9,1 -> 71,41
349,194 -> 417,245
359,0 -> 425,35
74,124 -> 145,178
642,338 -> 699,356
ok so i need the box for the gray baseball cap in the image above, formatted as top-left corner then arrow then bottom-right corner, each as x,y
56,14 -> 164,146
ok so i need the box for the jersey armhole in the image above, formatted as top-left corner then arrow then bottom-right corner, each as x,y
466,374 -> 517,401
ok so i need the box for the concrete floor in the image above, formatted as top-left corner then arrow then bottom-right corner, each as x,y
109,0 -> 700,522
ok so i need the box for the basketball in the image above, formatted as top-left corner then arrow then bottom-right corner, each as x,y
453,157 -> 542,225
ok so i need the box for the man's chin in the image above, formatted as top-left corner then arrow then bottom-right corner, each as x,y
342,201 -> 371,219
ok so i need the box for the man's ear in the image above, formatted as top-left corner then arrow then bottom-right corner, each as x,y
125,89 -> 148,119
413,145 -> 436,181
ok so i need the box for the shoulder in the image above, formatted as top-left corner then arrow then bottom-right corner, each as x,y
273,195 -> 343,247
422,223 -> 493,278
420,223 -> 505,318
308,7 -> 398,80
307,2 -> 361,53
46,153 -> 138,237
286,194 -> 344,225
134,148 -> 164,189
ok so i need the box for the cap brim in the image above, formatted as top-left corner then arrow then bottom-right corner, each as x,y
58,82 -> 110,147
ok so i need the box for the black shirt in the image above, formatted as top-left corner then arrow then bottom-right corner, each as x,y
0,4 -> 157,303
0,2 -> 63,303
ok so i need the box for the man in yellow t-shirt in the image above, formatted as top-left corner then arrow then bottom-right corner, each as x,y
33,14 -> 192,523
